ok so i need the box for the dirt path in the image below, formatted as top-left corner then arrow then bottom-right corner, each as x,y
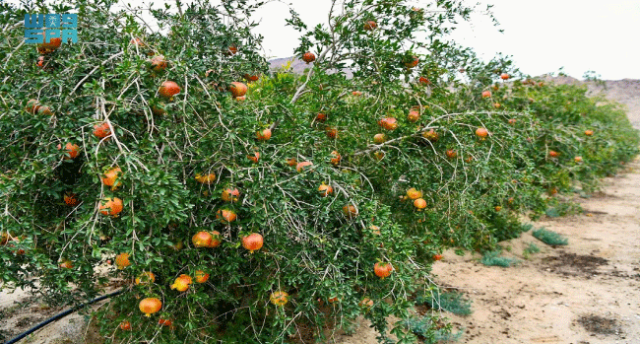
431,159 -> 640,344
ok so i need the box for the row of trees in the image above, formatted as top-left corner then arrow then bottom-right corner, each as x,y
1,0 -> 638,343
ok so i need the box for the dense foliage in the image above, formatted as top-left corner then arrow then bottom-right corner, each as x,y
1,0 -> 638,343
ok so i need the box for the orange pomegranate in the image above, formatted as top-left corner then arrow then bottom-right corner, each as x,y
364,20 -> 377,31
574,156 -> 583,163
330,151 -> 341,165
229,82 -> 248,98
413,198 -> 427,209
221,188 -> 240,202
119,321 -> 132,331
247,151 -> 260,163
257,128 -> 272,141
59,260 -> 74,269
433,254 -> 443,261
406,188 -> 422,200
342,204 -> 358,219
422,129 -> 439,142
475,127 -> 489,138
286,158 -> 297,166
549,150 -> 560,158
352,91 -> 362,96
36,56 -> 45,68
418,76 -> 430,85
158,81 -> 180,99
93,122 -> 111,139
195,270 -> 209,283
101,166 -> 122,189
326,127 -> 338,139
404,56 -> 419,69
315,113 -> 327,122
500,73 -> 510,80
115,253 -> 131,269
407,110 -> 420,122
318,183 -> 333,197
170,274 -> 193,292
139,297 -> 162,317
149,55 -> 167,72
208,230 -> 221,248
508,118 -> 516,125
379,117 -> 398,130
493,102 -> 501,109
296,161 -> 313,172
227,45 -> 238,55
37,106 -> 53,116
374,262 -> 393,279
192,231 -> 213,248
64,193 -> 79,206
373,151 -> 385,161
302,52 -> 316,64
482,90 -> 492,98
446,149 -> 457,159
216,209 -> 237,224
57,143 -> 80,159
25,99 -> 41,113
158,318 -> 173,326
373,133 -> 386,144
195,172 -> 216,184
130,38 -> 145,47
495,206 -> 502,211
270,291 -> 289,306
99,197 -> 123,217
135,272 -> 156,285
359,298 -> 374,308
584,130 -> 594,136
242,233 -> 264,253
243,74 -> 260,82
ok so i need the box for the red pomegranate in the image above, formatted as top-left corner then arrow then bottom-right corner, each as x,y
242,233 -> 264,253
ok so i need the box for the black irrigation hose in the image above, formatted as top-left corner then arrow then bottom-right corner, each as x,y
4,289 -> 122,344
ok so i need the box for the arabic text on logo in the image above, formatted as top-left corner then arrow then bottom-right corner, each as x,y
24,14 -> 78,44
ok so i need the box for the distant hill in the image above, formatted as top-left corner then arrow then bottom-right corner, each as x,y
541,75 -> 640,130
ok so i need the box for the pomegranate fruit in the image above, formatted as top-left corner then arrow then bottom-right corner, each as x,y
221,188 -> 240,202
101,166 -> 122,189
99,197 -> 123,217
257,128 -> 272,141
318,183 -> 333,197
242,233 -> 264,253
115,252 -> 131,269
158,81 -> 180,99
270,291 -> 289,306
302,52 -> 316,64
139,297 -> 162,317
170,274 -> 193,292
374,262 -> 393,278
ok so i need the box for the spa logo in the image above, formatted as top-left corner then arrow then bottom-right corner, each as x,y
24,14 -> 78,44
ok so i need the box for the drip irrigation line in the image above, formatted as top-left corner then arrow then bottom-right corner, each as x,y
4,289 -> 122,344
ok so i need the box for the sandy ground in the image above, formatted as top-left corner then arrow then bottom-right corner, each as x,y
1,79 -> 639,344
430,160 -> 640,344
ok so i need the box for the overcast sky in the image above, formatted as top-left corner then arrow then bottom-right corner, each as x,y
15,0 -> 640,80
251,0 -> 640,80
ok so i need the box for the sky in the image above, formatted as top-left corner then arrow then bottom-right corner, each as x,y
13,0 -> 640,80
251,0 -> 640,80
